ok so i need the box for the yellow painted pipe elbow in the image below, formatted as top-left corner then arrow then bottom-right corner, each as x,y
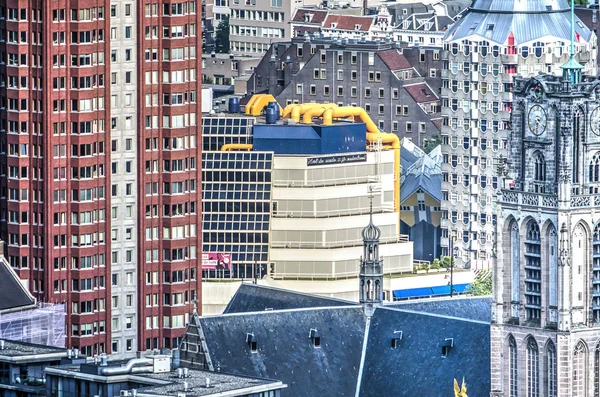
220,143 -> 253,152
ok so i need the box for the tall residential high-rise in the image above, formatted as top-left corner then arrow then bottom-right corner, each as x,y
440,0 -> 597,269
490,71 -> 600,396
0,1 -> 202,357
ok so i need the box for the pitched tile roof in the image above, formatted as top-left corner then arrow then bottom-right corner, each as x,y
291,8 -> 328,24
322,14 -> 374,32
377,49 -> 412,71
404,82 -> 438,103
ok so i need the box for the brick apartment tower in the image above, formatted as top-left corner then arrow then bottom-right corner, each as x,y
0,1 -> 201,357
136,1 -> 202,353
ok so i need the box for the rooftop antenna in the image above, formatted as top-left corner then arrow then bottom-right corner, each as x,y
561,0 -> 583,83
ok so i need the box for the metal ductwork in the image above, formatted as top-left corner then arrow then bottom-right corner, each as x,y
98,358 -> 153,376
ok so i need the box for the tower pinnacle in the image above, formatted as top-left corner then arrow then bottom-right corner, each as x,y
360,186 -> 384,316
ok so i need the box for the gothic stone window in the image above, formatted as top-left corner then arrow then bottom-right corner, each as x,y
590,152 -> 600,183
573,341 -> 588,397
524,221 -> 542,323
526,337 -> 539,397
594,342 -> 600,396
509,335 -> 518,397
533,152 -> 546,193
593,223 -> 600,323
546,341 -> 557,397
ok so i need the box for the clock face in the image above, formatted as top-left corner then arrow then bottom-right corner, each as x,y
528,105 -> 547,136
591,106 -> 600,135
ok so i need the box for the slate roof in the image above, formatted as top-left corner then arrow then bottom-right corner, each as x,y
377,49 -> 412,71
323,15 -> 374,32
0,257 -> 35,312
199,306 -> 366,396
291,8 -> 328,24
444,0 -> 593,45
223,283 -> 358,314
404,82 -> 438,103
360,306 -> 490,397
181,285 -> 492,396
385,296 -> 493,323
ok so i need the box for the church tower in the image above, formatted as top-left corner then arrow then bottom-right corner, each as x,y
360,205 -> 384,317
491,72 -> 600,396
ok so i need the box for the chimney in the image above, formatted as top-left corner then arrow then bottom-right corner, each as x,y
363,0 -> 368,16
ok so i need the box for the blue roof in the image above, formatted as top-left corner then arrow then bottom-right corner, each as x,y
392,283 -> 471,299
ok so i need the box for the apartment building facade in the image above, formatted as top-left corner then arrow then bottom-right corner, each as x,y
229,0 -> 321,55
0,1 -> 202,358
136,1 -> 202,353
247,39 -> 441,146
439,0 -> 597,269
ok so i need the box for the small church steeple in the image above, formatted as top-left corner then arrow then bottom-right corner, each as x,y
561,0 -> 583,83
360,188 -> 384,316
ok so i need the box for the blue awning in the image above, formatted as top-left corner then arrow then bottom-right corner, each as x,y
393,283 -> 472,300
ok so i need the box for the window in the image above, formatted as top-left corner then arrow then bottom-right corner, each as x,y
573,341 -> 588,397
524,221 -> 541,323
509,335 -> 518,397
533,152 -> 546,192
547,342 -> 557,397
590,152 -> 600,182
526,338 -> 539,397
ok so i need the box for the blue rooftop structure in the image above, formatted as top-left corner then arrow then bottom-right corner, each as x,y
392,283 -> 471,300
252,122 -> 367,155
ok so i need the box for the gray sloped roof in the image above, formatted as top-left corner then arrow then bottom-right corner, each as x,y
359,305 -> 490,397
184,286 -> 493,396
199,306 -> 366,396
445,0 -> 593,45
0,257 -> 35,312
384,296 -> 493,322
223,283 -> 358,314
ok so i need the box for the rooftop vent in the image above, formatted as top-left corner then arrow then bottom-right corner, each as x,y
441,338 -> 454,358
205,377 -> 213,388
391,331 -> 403,349
246,333 -> 258,352
309,328 -> 321,348
0,340 -> 5,350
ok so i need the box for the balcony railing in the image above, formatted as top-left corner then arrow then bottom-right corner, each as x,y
270,235 -> 409,249
500,190 -> 558,209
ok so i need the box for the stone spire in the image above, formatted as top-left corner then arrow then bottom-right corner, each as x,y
359,189 -> 384,316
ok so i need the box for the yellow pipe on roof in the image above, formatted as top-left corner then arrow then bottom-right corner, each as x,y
282,103 -> 297,119
244,94 -> 264,115
289,103 -> 338,122
220,143 -> 253,151
301,104 -> 341,124
245,94 -> 281,116
322,107 -> 401,218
